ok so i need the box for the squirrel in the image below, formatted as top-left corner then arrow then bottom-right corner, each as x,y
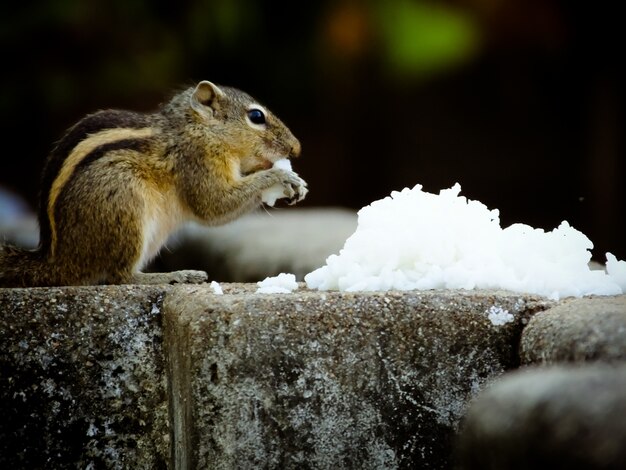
0,80 -> 307,287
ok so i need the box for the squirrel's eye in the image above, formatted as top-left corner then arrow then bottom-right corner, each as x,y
247,109 -> 266,125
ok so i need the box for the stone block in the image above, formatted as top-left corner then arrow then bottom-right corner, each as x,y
521,295 -> 626,364
457,365 -> 626,469
0,286 -> 170,469
164,286 -> 551,469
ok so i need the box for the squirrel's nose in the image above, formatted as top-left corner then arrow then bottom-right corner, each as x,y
289,139 -> 301,158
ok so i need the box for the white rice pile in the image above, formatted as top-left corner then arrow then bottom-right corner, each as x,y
304,184 -> 626,300
257,273 -> 299,294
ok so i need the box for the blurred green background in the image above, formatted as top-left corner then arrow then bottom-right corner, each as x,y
0,0 -> 624,259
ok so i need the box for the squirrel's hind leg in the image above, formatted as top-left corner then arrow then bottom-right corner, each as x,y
125,270 -> 208,285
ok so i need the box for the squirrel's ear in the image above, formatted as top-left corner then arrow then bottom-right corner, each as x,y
191,81 -> 223,115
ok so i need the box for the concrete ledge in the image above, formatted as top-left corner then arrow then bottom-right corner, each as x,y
0,286 -> 170,469
164,287 -> 552,469
1,285 -> 556,469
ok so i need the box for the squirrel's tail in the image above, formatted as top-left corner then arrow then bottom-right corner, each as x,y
0,245 -> 49,287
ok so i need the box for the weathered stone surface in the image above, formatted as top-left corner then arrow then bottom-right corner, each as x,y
521,295 -> 626,364
164,286 -> 552,469
0,286 -> 170,469
457,364 -> 626,470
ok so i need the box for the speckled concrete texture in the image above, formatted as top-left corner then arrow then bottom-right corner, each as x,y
521,295 -> 626,364
0,286 -> 170,470
164,286 -> 552,469
2,283 -> 574,469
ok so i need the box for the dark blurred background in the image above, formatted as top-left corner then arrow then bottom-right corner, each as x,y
0,0 -> 623,260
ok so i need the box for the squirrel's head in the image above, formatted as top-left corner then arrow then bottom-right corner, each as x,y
186,80 -> 301,175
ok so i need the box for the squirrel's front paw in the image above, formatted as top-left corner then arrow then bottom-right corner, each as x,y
262,169 -> 308,206
282,172 -> 308,205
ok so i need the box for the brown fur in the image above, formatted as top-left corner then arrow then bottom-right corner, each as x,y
0,81 -> 306,287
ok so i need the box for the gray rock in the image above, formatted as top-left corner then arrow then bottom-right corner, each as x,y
0,186 -> 32,222
0,187 -> 39,249
0,215 -> 39,249
163,286 -> 551,469
152,208 -> 357,282
0,286 -> 170,470
521,295 -> 626,364
457,365 -> 626,470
